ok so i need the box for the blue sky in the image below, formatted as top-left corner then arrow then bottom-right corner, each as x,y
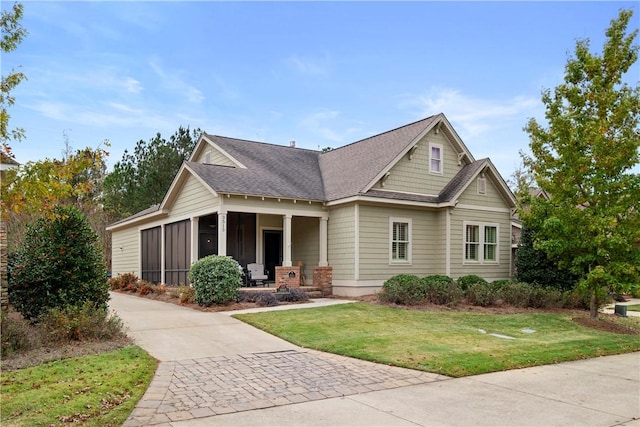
3,1 -> 638,179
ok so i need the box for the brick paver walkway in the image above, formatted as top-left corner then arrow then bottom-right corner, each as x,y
124,349 -> 447,426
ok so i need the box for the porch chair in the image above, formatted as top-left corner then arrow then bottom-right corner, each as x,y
247,263 -> 268,287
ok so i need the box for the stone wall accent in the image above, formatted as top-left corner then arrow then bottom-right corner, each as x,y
313,266 -> 333,296
0,220 -> 8,310
275,266 -> 301,288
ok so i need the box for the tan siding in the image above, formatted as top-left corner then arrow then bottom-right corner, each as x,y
225,196 -> 324,215
111,227 -> 139,277
378,131 -> 465,195
358,204 -> 441,280
457,175 -> 508,209
168,174 -> 219,219
327,205 -> 355,280
193,145 -> 236,167
449,208 -> 511,280
292,216 -> 319,283
258,214 -> 282,229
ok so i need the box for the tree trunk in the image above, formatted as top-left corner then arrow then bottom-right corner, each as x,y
589,290 -> 598,320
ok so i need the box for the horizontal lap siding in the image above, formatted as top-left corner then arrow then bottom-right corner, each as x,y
111,227 -> 139,277
327,205 -> 355,280
457,175 -> 508,209
358,204 -> 441,280
375,132 -> 464,195
169,174 -> 219,219
449,208 -> 511,280
292,216 -> 319,281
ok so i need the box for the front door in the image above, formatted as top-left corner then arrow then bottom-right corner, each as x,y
263,230 -> 282,281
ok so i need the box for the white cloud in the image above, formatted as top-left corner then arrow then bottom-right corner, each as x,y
149,59 -> 204,104
287,54 -> 331,76
299,110 -> 362,144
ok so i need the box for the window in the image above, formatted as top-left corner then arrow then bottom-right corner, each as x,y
464,222 -> 499,263
465,224 -> 479,261
390,218 -> 411,263
484,226 -> 497,261
430,143 -> 442,174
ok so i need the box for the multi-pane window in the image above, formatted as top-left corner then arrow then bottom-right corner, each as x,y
465,224 -> 479,261
464,222 -> 499,263
390,218 -> 411,263
484,226 -> 497,261
430,144 -> 442,174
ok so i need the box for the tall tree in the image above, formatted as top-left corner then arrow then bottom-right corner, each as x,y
521,9 -> 640,319
1,2 -> 27,153
103,126 -> 201,217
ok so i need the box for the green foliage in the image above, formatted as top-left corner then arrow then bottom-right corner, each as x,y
465,281 -> 501,307
515,226 -> 577,290
189,255 -> 241,306
8,206 -> 109,320
38,301 -> 126,342
420,275 -> 463,306
521,9 -> 640,318
456,275 -> 487,291
103,127 -> 201,217
378,274 -> 423,305
1,2 -> 28,148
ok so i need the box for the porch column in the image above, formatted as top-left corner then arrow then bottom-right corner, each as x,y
160,224 -> 166,284
283,214 -> 292,267
218,212 -> 227,256
190,217 -> 199,263
319,216 -> 328,267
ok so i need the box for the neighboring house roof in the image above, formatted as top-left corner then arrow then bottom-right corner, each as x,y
108,113 -> 516,229
0,151 -> 19,171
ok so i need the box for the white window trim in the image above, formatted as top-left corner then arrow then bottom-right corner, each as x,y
389,217 -> 412,265
463,221 -> 499,265
429,143 -> 443,175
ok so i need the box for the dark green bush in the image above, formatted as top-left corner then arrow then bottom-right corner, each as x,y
457,275 -> 488,291
8,206 -> 109,320
38,301 -> 127,342
378,274 -> 423,305
466,281 -> 500,307
420,275 -> 463,306
189,255 -> 242,306
529,286 -> 565,309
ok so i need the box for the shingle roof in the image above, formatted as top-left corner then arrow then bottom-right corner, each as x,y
319,115 -> 438,201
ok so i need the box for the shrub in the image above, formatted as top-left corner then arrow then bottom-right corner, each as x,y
109,273 -> 139,291
499,282 -> 533,307
38,302 -> 126,342
529,286 -> 565,309
189,255 -> 242,306
378,274 -> 423,305
276,288 -> 310,303
8,206 -> 109,321
256,292 -> 279,307
1,311 -> 43,357
138,280 -> 155,296
466,281 -> 500,307
457,275 -> 487,291
420,275 -> 463,306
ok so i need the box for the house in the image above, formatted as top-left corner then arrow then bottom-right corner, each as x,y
107,113 -> 517,297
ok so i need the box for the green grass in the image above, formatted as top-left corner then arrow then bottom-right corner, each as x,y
1,345 -> 157,427
234,303 -> 640,377
626,304 -> 640,312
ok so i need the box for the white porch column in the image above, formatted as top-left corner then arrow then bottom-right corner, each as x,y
160,224 -> 166,284
283,214 -> 292,267
190,217 -> 199,264
218,212 -> 227,256
319,216 -> 328,267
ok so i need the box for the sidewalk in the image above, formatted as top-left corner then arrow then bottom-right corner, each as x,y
109,292 -> 640,427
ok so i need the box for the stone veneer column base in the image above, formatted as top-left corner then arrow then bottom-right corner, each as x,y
313,266 -> 333,296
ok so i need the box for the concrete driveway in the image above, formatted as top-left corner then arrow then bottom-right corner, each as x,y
109,292 -> 640,427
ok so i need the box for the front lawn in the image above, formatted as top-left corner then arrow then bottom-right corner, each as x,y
234,303 -> 640,377
1,345 -> 157,427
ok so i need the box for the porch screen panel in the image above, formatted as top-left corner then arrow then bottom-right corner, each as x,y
165,220 -> 191,285
141,227 -> 161,283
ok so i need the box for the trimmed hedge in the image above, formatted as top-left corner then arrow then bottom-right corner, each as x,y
189,255 -> 242,306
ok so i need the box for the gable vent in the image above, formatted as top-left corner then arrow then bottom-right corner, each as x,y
477,177 -> 487,195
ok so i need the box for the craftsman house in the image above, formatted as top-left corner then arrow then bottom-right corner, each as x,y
107,113 -> 516,296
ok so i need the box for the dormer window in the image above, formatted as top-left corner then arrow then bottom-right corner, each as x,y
429,143 -> 443,174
